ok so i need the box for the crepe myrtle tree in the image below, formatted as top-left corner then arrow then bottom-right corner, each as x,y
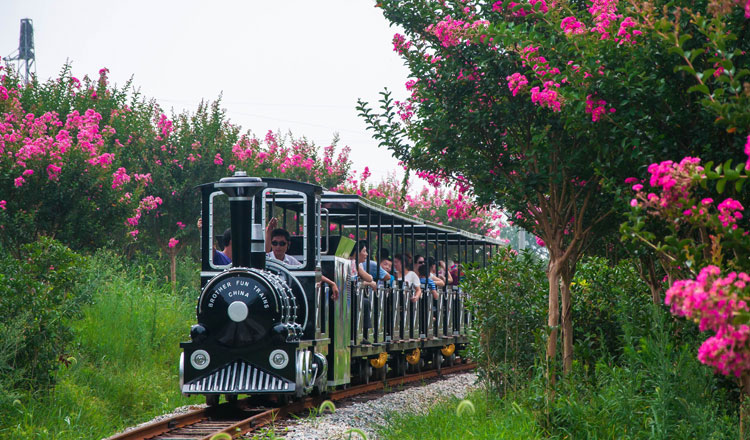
0,64 -> 159,254
0,62 -> 354,288
359,0 -> 737,378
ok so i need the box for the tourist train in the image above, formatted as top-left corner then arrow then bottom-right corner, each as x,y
179,172 -> 502,405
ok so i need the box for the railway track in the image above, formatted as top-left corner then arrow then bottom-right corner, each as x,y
107,361 -> 476,440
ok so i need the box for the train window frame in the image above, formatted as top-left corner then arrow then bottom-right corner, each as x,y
207,190 -> 241,271
261,188 -> 307,269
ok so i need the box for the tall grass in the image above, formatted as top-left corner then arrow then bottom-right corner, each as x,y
377,389 -> 543,439
0,251 -> 202,439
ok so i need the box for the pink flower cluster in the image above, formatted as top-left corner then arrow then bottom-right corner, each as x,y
506,73 -> 529,96
530,81 -> 562,112
717,198 -> 744,229
426,15 -> 468,48
585,94 -> 614,122
392,33 -> 412,54
615,16 -> 642,44
560,16 -> 586,35
588,0 -> 620,39
631,157 -> 703,210
666,265 -> 750,377
168,237 -> 179,248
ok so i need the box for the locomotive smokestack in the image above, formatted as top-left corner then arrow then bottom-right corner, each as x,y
216,172 -> 266,268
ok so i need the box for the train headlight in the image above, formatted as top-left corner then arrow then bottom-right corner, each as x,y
227,301 -> 249,322
190,350 -> 210,370
269,349 -> 289,369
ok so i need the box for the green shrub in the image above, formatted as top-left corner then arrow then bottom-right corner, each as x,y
0,238 -> 87,394
570,257 -> 652,369
0,250 -> 200,439
547,307 -> 738,439
463,248 -> 548,393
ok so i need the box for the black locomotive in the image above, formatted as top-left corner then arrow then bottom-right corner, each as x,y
179,172 -> 502,405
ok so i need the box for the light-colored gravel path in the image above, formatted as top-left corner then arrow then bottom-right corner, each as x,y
274,372 -> 477,440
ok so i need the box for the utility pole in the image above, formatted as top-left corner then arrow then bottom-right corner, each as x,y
5,19 -> 36,84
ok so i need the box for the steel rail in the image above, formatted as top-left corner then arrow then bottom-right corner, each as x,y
107,362 -> 476,440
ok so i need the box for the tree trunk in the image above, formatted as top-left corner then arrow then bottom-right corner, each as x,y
546,258 -> 562,388
560,266 -> 573,375
170,250 -> 177,291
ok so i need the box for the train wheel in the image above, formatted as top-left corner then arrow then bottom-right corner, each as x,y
360,359 -> 371,384
206,394 -> 219,406
433,351 -> 443,375
448,353 -> 455,367
397,355 -> 407,376
378,363 -> 388,382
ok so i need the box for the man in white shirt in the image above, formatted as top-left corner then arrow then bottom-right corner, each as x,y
265,218 -> 301,265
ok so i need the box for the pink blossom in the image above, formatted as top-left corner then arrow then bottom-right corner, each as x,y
0,200 -> 6,210
214,153 -> 223,166
168,238 -> 179,248
506,73 -> 529,96
129,230 -> 139,237
14,176 -> 25,187
585,95 -> 609,122
530,81 -> 562,112
112,167 -> 131,189
177,221 -> 186,230
745,135 -> 750,171
561,16 -> 585,35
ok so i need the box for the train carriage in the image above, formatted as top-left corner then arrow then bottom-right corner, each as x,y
179,172 -> 503,405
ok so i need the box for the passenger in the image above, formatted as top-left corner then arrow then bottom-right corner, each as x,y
427,257 -> 446,287
264,218 -> 301,265
350,241 -> 377,344
394,253 -> 421,302
379,254 -> 393,286
215,228 -> 232,265
414,255 -> 445,288
197,218 -> 231,265
355,241 -> 391,285
438,259 -> 454,285
448,260 -> 461,286
265,218 -> 338,298
417,259 -> 439,300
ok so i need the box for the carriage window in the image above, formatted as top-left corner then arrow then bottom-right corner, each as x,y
262,188 -> 307,268
208,191 -> 235,270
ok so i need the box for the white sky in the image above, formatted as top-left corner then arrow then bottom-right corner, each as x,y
1,0 -> 412,182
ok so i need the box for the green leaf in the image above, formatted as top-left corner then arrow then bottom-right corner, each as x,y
722,159 -> 734,174
676,65 -> 697,76
735,179 -> 744,192
717,178 -> 727,194
689,48 -> 705,62
687,84 -> 709,95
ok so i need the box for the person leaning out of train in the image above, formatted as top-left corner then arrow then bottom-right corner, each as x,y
394,253 -> 422,302
197,218 -> 232,265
